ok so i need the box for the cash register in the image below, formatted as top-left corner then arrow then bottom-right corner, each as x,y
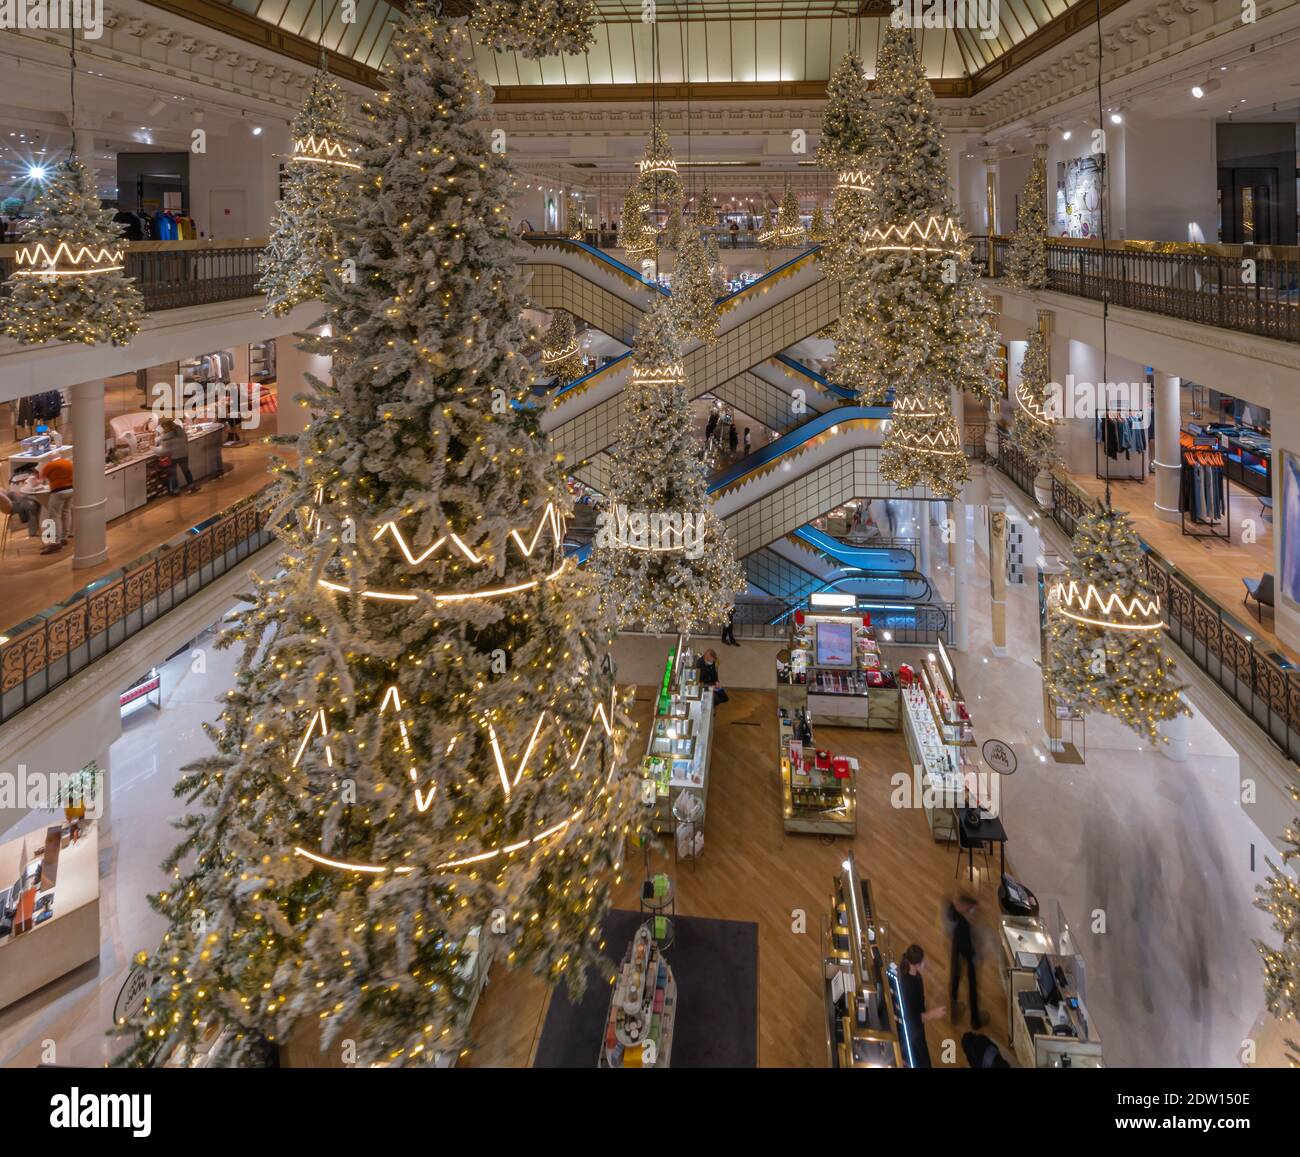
1018,955 -> 1078,1040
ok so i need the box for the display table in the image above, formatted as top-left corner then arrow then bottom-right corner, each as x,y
601,922 -> 676,1068
643,639 -> 714,835
0,824 -> 100,1010
777,613 -> 900,731
901,686 -> 965,842
778,706 -> 856,835
8,444 -> 73,479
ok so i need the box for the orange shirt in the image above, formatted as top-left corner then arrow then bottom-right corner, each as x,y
40,458 -> 73,491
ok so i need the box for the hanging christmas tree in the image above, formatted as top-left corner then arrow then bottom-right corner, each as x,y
837,26 -> 1000,497
258,68 -> 356,317
1044,506 -> 1187,744
1,156 -> 144,346
1007,156 -> 1049,290
815,50 -> 873,171
591,299 -> 744,634
878,390 -> 968,496
114,6 -> 636,1069
817,50 -> 874,283
809,203 -> 829,243
541,308 -> 584,384
1010,328 -> 1059,469
775,181 -> 805,246
617,183 -> 657,262
469,0 -> 598,59
671,223 -> 721,345
1255,786 -> 1300,1065
633,124 -> 684,250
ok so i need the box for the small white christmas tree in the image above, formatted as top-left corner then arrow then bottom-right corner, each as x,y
259,69 -> 355,317
809,203 -> 829,243
618,183 -> 657,262
470,0 -> 598,58
1007,157 -> 1049,290
775,182 -> 805,246
1045,506 -> 1187,744
1010,329 -> 1060,470
671,225 -> 722,345
1255,786 -> 1300,1065
592,299 -> 744,634
115,6 -> 636,1069
541,308 -> 584,384
1,157 -> 144,346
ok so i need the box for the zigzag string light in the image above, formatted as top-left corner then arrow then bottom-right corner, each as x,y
290,134 -> 361,171
291,684 -> 624,875
541,340 -> 580,367
1015,381 -> 1054,429
1048,579 -> 1164,632
861,215 -> 964,255
602,503 -> 706,554
318,503 -> 566,604
637,156 -> 678,177
630,363 -> 686,388
888,395 -> 965,456
836,170 -> 872,193
14,240 -> 125,277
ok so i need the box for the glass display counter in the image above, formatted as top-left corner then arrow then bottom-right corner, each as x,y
778,706 -> 856,835
776,613 -> 899,731
643,638 -> 714,835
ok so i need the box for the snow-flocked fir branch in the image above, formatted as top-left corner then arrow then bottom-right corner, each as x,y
671,224 -> 722,345
1044,506 -> 1187,744
258,69 -> 355,317
1009,328 -> 1060,470
0,157 -> 144,346
1254,786 -> 1300,1065
469,0 -> 599,59
1007,157 -> 1049,290
592,299 -> 744,634
115,6 -> 637,1069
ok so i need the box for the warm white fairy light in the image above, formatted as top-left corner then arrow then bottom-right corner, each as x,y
14,239 -> 125,276
290,134 -> 361,170
1048,579 -> 1163,632
859,215 -> 964,255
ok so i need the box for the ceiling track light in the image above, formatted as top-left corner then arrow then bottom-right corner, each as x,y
1191,78 -> 1220,99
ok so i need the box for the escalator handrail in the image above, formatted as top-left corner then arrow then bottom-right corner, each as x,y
522,235 -> 670,295
707,404 -> 890,494
713,244 -> 823,307
772,353 -> 856,401
554,349 -> 634,400
791,526 -> 916,573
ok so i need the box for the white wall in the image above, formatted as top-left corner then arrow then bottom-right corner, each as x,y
1123,116 -> 1218,243
189,121 -> 288,240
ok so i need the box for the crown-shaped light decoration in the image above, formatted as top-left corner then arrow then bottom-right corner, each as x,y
1047,579 -> 1163,632
14,239 -> 125,278
836,170 -> 873,193
638,155 -> 679,179
1015,379 -> 1053,429
598,502 -> 708,555
630,362 -> 686,388
289,133 -> 361,170
879,390 -> 969,497
317,503 -> 567,605
541,339 -> 580,367
290,683 -> 623,876
860,215 -> 964,255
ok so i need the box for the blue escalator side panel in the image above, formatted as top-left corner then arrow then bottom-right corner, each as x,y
791,526 -> 916,573
553,349 -> 633,401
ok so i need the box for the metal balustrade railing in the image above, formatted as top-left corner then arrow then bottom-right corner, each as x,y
985,432 -> 1300,762
0,238 -> 268,313
0,487 -> 278,725
971,234 -> 1300,343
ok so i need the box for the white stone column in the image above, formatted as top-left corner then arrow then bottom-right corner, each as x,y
70,379 -> 108,569
1153,371 -> 1182,523
952,503 -> 970,652
988,497 -> 1009,656
276,328 -> 331,439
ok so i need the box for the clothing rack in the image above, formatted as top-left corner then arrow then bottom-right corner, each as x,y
1180,446 -> 1230,541
1095,408 -> 1149,482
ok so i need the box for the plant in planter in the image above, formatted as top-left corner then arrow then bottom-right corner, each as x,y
54,762 -> 102,822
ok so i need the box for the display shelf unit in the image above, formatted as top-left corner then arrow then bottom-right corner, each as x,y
823,851 -> 909,1067
777,613 -> 900,731
917,640 -> 975,747
600,922 -> 676,1068
778,705 -> 857,835
643,637 -> 713,836
250,339 -> 276,383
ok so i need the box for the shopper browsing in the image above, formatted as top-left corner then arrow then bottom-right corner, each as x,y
36,455 -> 74,555
944,891 -> 984,1029
697,648 -> 728,704
898,944 -> 946,1068
157,418 -> 201,496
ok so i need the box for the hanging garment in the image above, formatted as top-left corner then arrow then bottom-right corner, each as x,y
113,211 -> 143,241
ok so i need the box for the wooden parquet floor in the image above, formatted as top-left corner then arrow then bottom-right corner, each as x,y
464,686 -> 1012,1068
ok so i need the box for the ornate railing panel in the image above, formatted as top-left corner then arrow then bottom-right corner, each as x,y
0,489 -> 277,725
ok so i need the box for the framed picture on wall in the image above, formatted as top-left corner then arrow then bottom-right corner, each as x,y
1281,451 -> 1300,611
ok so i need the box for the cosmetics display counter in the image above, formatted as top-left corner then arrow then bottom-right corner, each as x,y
600,922 -> 677,1068
899,640 -> 980,843
776,612 -> 899,731
823,851 -> 910,1067
778,703 -> 857,835
0,823 -> 100,1010
641,637 -> 713,836
1001,908 -> 1104,1068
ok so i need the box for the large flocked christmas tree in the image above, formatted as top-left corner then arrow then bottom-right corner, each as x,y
634,124 -> 684,250
617,182 -> 657,262
1,156 -> 144,346
258,68 -> 354,316
834,27 -> 1001,498
592,299 -> 744,634
1007,156 -> 1049,290
671,222 -> 722,345
1255,786 -> 1300,1064
1044,506 -> 1187,744
541,307 -> 585,384
116,6 -> 637,1068
469,0 -> 598,58
816,50 -> 874,282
